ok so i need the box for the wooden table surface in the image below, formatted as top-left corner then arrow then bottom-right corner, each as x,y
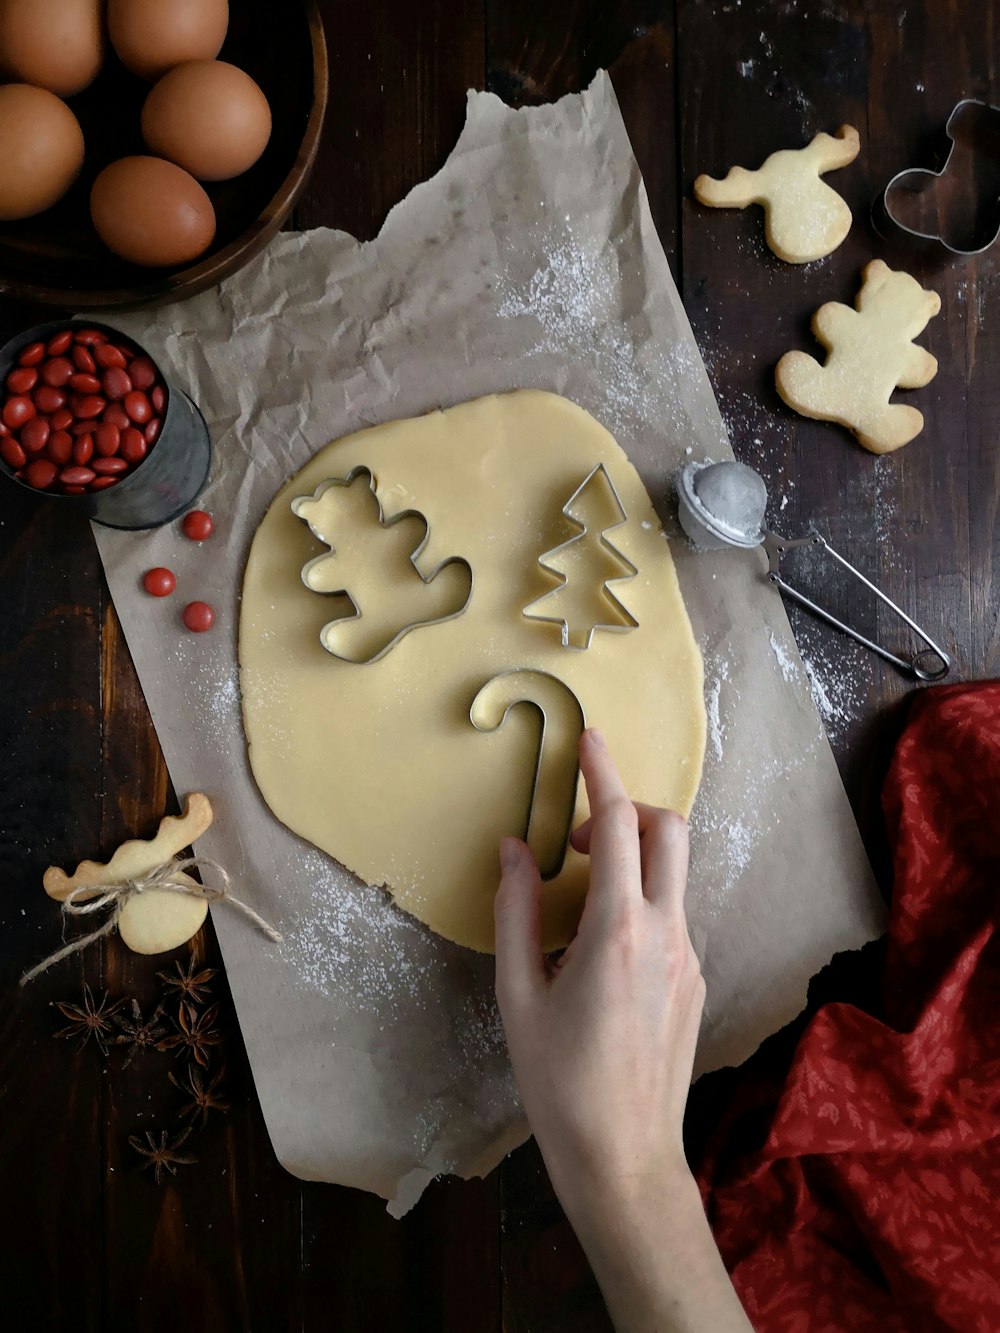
2,3 -> 997,1330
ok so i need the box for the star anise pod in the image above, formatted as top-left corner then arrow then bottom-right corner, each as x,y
128,1127 -> 197,1185
157,956 -> 218,1006
52,984 -> 125,1053
111,999 -> 169,1068
157,1001 -> 222,1068
169,1063 -> 230,1128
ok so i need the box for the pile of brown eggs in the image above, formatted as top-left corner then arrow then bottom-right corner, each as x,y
0,0 -> 272,267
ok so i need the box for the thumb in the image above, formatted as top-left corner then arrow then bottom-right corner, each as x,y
494,837 -> 545,1011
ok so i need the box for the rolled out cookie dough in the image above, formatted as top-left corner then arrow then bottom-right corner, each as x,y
239,391 -> 706,953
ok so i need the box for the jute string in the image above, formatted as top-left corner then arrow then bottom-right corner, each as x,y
20,855 -> 282,986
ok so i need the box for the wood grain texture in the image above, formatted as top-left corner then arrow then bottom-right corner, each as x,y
2,1 -> 998,1329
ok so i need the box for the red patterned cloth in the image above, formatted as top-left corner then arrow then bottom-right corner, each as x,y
697,682 -> 1000,1332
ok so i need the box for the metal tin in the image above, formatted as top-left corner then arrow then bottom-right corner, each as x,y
0,319 -> 211,529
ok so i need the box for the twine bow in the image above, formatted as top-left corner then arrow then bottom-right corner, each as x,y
20,855 -> 282,986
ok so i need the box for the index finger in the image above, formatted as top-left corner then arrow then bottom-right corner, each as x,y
576,728 -> 642,915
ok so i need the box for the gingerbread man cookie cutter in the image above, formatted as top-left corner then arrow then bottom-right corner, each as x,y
874,99 -> 1000,257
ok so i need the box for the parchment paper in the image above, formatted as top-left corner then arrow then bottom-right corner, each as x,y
92,72 -> 886,1215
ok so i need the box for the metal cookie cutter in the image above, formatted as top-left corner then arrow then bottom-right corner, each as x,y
470,668 -> 585,880
291,465 -> 473,664
873,98 -> 1000,257
677,460 -> 950,682
523,462 -> 639,650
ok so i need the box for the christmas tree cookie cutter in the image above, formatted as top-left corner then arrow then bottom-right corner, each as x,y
291,465 -> 474,664
523,463 -> 639,650
873,99 -> 1000,258
470,668 -> 585,879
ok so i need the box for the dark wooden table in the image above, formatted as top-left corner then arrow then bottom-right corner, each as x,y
2,3 -> 997,1330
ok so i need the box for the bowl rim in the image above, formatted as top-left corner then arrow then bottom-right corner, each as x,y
0,1 -> 329,312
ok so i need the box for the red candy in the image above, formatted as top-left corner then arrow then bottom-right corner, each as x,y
20,417 -> 50,453
0,438 -> 26,469
143,567 -> 176,597
46,330 -> 72,355
6,367 -> 37,394
46,431 -> 73,466
33,386 -> 66,414
183,601 -> 214,632
119,431 -> 146,464
3,395 -> 35,429
41,357 -> 73,387
92,456 -> 128,475
3,326 -> 168,494
59,465 -> 96,486
18,341 -> 46,367
73,434 -> 94,465
182,509 -> 214,541
124,390 -> 151,424
24,458 -> 57,490
129,357 -> 157,390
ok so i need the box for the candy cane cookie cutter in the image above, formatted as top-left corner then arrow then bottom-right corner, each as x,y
470,668 -> 585,879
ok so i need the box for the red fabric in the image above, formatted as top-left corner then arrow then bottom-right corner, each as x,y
697,682 -> 1000,1332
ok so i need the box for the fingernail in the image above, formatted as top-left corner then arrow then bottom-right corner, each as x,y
500,837 -> 522,872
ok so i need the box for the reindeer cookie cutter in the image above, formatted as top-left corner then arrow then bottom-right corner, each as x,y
470,668 -> 585,879
291,465 -> 473,664
873,98 -> 1000,258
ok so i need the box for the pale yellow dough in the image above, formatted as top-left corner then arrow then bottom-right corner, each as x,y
239,392 -> 706,953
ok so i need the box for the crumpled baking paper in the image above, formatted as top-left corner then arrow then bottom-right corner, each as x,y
92,71 -> 885,1216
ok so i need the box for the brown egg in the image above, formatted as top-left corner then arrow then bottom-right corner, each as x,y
142,60 -> 272,182
90,157 -> 216,268
0,84 -> 85,221
0,0 -> 103,96
108,0 -> 229,81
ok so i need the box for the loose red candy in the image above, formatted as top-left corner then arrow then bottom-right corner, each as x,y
74,328 -> 107,347
59,465 -> 96,486
20,417 -> 50,453
182,510 -> 214,541
46,431 -> 73,466
102,367 -> 132,401
3,395 -> 35,429
0,438 -> 27,469
94,343 -> 126,370
124,391 -> 151,424
18,341 -> 45,367
143,567 -> 176,597
50,408 -> 73,431
61,484 -> 86,495
183,601 -> 214,632
69,372 -> 102,394
33,386 -> 66,414
119,431 -> 146,465
73,434 -> 94,465
95,423 -> 121,456
88,476 -> 118,491
41,357 -> 73,387
6,367 -> 37,394
0,420 -> 7,436
144,417 -> 162,446
92,456 -> 127,475
71,419 -> 97,436
46,330 -> 72,355
129,357 -> 157,390
24,458 -> 57,489
72,394 -> 106,419
150,384 -> 166,414
71,345 -> 96,373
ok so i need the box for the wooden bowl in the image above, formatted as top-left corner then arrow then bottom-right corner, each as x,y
0,1 -> 327,310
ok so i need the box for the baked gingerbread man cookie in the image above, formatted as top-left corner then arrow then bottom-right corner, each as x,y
775,260 -> 941,455
695,125 -> 860,263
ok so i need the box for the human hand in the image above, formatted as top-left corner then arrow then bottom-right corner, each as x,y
494,728 -> 751,1333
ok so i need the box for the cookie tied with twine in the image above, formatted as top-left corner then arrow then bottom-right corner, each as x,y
22,794 -> 281,986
